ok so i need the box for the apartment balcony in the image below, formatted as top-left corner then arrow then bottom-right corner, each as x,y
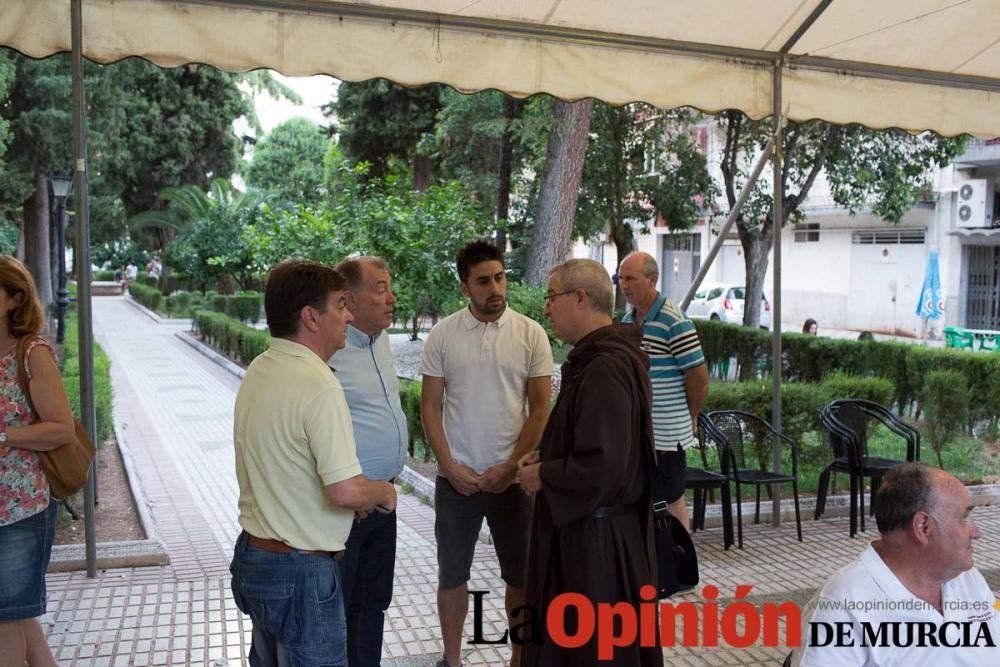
956,138 -> 1000,167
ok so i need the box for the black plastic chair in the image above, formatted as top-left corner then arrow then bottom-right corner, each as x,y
707,410 -> 803,547
683,415 -> 735,550
817,399 -> 920,537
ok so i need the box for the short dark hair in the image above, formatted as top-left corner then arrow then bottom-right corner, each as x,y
874,463 -> 935,534
456,240 -> 503,283
265,260 -> 345,338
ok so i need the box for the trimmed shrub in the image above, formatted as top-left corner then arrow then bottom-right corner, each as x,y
192,310 -> 271,365
209,294 -> 228,315
230,292 -> 263,325
398,378 -> 431,460
704,373 -> 893,444
93,269 -> 116,282
165,291 -> 193,318
921,369 -> 969,469
906,346 -> 1000,428
128,282 -> 161,311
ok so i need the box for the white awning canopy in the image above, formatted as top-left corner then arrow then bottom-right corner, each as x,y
4,0 -> 1000,137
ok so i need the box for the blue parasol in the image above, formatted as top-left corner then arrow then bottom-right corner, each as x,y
916,250 -> 943,320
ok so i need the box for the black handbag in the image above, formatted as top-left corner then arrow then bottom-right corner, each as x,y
651,494 -> 699,598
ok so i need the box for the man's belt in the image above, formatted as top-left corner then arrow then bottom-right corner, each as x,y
243,531 -> 344,560
590,502 -> 641,519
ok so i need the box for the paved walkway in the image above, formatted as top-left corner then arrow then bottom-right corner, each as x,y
41,295 -> 1000,666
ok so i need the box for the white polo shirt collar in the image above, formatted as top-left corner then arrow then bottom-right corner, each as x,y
459,304 -> 512,330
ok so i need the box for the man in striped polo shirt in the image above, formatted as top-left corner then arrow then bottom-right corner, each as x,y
619,251 -> 709,530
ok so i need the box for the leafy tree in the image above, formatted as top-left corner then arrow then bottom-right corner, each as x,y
244,118 -> 330,205
0,54 -> 77,307
719,112 -> 963,328
90,59 -> 253,251
134,179 -> 270,291
420,90 -> 554,249
328,79 -> 443,190
351,178 -> 487,338
577,102 -> 717,293
0,50 -> 13,182
245,163 -> 486,337
0,52 -> 258,292
0,50 -> 14,263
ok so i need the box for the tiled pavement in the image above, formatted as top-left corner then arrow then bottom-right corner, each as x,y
42,295 -> 1000,666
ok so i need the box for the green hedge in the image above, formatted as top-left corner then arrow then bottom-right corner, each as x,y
398,378 -> 432,460
93,269 -> 116,282
61,315 -> 113,444
703,373 -> 895,469
201,291 -> 263,325
906,346 -> 1000,427
704,373 -> 893,441
192,310 -> 270,365
694,319 -> 1000,419
128,282 -> 162,311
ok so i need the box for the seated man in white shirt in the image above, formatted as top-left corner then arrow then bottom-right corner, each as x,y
792,463 -> 999,666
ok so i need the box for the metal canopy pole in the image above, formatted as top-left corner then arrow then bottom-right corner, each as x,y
770,60 -> 784,527
680,135 -> 775,311
71,0 -> 98,577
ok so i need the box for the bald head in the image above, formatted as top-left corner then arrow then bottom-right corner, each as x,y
618,251 -> 659,313
620,252 -> 658,280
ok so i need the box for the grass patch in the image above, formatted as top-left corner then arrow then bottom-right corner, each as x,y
60,314 -> 113,445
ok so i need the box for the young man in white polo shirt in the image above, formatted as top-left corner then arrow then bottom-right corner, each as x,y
420,240 -> 554,667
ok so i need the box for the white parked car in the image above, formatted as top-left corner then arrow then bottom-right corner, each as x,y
685,284 -> 772,329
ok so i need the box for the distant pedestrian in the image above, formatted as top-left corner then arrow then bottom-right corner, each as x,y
803,318 -> 818,335
125,261 -> 138,286
146,256 -> 162,283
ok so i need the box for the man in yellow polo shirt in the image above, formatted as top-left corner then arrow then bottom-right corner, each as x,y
230,260 -> 397,667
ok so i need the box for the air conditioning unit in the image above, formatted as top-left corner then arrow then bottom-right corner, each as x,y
955,179 -> 995,228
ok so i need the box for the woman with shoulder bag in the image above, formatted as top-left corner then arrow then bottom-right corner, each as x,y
0,256 -> 75,667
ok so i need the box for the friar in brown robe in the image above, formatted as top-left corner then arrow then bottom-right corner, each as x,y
517,259 -> 662,667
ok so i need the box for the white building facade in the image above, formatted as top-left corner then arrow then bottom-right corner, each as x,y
573,129 -> 1000,337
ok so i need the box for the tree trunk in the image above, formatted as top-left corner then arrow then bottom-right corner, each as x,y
737,220 -> 773,379
610,216 -> 635,312
412,154 -> 433,193
495,95 -> 519,251
22,173 -> 54,313
524,99 -> 594,285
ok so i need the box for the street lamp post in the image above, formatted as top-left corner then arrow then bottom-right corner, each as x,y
50,171 -> 73,344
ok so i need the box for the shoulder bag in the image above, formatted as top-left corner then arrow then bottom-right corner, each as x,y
15,336 -> 96,499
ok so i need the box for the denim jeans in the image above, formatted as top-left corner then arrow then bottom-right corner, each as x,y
230,532 -> 346,667
338,510 -> 396,667
0,501 -> 57,621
